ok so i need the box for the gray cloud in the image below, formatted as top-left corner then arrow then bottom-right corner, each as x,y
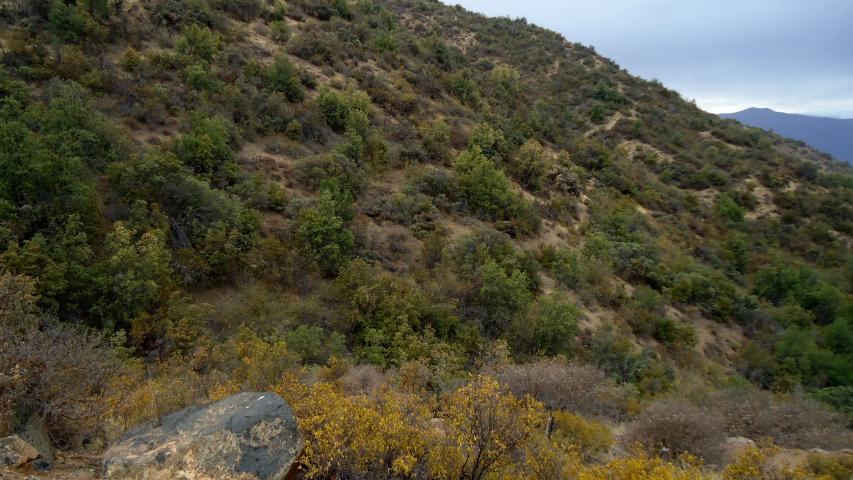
451,0 -> 853,117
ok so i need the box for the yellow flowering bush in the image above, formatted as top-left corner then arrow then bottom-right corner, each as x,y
287,381 -> 433,479
580,451 -> 707,480
723,445 -> 820,480
550,411 -> 614,460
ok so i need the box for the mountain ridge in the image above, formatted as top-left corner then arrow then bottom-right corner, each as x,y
720,107 -> 853,164
727,107 -> 852,121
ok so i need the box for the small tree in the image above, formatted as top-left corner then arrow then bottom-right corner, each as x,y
91,222 -> 173,331
470,259 -> 533,338
295,193 -> 355,277
468,123 -> 508,165
173,115 -> 237,177
453,147 -> 514,220
511,139 -> 548,192
431,376 -> 546,480
176,24 -> 220,61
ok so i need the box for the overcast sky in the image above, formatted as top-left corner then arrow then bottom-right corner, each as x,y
450,0 -> 853,118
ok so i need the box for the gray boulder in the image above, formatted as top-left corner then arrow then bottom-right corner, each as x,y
721,436 -> 757,463
103,392 -> 303,480
19,413 -> 54,467
0,435 -> 39,467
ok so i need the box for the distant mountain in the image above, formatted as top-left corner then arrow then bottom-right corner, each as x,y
720,108 -> 853,164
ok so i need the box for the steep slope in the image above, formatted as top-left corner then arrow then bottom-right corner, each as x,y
1,0 -> 852,476
721,107 -> 853,164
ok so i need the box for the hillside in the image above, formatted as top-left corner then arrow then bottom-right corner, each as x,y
721,107 -> 853,164
1,0 -> 852,478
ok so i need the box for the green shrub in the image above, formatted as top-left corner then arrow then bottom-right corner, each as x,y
652,317 -> 697,348
333,261 -> 459,367
48,0 -> 103,43
454,147 -> 512,215
209,0 -> 261,21
572,137 -> 611,170
0,217 -> 99,317
468,123 -> 508,165
754,264 -> 846,324
450,228 -> 540,337
405,166 -> 455,208
510,292 -> 579,357
293,153 -> 365,201
317,87 -> 370,132
173,115 -> 237,177
265,56 -> 305,102
722,231 -> 750,273
754,263 -> 804,306
666,267 -> 739,319
304,1 -> 334,20
453,146 -> 539,235
715,194 -> 745,223
286,325 -> 346,364
317,88 -> 347,130
285,119 -> 303,141
446,70 -> 480,107
295,192 -> 355,277
150,0 -> 217,28
363,191 -> 439,233
590,326 -> 674,394
269,20 -> 291,43
371,31 -> 398,54
510,139 -> 548,192
338,127 -> 366,162
109,153 -> 259,282
538,246 -> 582,289
469,258 -> 534,338
176,24 -> 220,61
184,63 -> 219,91
228,173 -> 287,212
287,30 -> 336,64
419,118 -> 451,163
91,223 -> 173,330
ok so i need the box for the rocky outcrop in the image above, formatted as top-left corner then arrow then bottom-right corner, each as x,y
19,413 -> 55,469
0,435 -> 39,467
721,436 -> 757,463
103,392 -> 303,480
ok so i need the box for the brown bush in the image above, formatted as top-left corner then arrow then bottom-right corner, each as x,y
338,364 -> 388,396
0,321 -> 124,449
700,388 -> 853,451
488,358 -> 631,419
623,398 -> 726,464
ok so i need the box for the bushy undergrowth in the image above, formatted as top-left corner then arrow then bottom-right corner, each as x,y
0,0 -> 851,475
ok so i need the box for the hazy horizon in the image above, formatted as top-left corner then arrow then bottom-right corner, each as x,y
723,107 -> 852,120
450,0 -> 853,119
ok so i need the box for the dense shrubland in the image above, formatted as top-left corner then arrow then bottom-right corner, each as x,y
1,0 -> 852,477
